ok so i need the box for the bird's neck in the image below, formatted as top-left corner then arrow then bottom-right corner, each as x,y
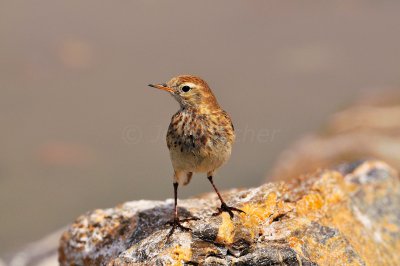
180,105 -> 221,115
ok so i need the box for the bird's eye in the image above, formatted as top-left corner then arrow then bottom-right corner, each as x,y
181,86 -> 191,92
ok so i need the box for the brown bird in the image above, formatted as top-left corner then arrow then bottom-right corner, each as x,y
149,75 -> 244,237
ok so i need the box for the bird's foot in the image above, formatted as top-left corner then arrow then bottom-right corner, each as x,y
212,202 -> 245,219
165,216 -> 199,239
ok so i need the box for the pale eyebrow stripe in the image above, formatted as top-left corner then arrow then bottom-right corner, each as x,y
182,82 -> 196,88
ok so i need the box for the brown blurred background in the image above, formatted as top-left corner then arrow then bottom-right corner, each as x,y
1,1 -> 400,257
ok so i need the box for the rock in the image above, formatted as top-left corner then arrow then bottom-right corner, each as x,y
59,160 -> 400,265
269,93 -> 400,181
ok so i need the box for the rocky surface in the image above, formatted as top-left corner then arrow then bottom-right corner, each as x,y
270,94 -> 400,181
59,160 -> 400,265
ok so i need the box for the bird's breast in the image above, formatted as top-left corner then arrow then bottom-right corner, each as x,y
166,110 -> 234,172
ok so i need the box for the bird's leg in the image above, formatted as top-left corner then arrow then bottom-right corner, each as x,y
207,175 -> 245,219
165,182 -> 198,239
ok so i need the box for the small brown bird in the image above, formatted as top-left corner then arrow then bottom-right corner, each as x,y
149,75 -> 244,237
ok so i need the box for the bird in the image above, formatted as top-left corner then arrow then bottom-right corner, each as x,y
149,75 -> 244,237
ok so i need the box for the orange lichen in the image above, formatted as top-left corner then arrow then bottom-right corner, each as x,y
324,189 -> 345,205
384,222 -> 399,233
241,193 -> 277,220
59,161 -> 400,265
326,205 -> 396,265
168,245 -> 192,266
216,213 -> 235,245
239,192 -> 283,238
296,193 -> 324,215
287,236 -> 305,255
297,167 -> 400,265
305,235 -> 362,266
238,204 -> 264,238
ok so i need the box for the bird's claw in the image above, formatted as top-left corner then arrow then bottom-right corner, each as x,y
165,217 -> 199,239
212,202 -> 245,219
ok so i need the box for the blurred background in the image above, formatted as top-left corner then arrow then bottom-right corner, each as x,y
2,0 -> 400,258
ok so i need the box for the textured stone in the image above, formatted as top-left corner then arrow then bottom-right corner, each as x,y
59,160 -> 400,265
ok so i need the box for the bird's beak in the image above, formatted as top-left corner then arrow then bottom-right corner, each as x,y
148,83 -> 174,93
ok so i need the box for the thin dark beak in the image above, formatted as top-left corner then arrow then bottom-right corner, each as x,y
148,83 -> 174,93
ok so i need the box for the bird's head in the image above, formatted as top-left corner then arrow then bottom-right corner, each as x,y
149,75 -> 220,112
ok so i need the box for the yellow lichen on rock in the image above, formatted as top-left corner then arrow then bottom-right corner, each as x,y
239,192 -> 278,238
291,163 -> 400,266
215,212 -> 235,245
313,171 -> 354,204
327,198 -> 396,265
307,234 -> 363,266
168,245 -> 192,266
59,160 -> 400,265
296,193 -> 324,215
241,192 -> 277,221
